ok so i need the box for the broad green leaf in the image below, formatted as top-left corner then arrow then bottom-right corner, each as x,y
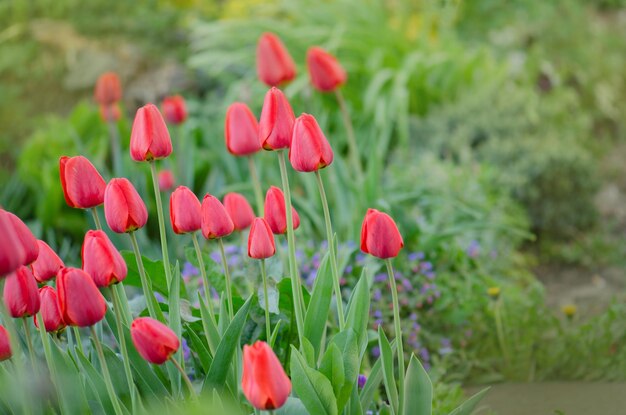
403,354 -> 433,415
74,346 -> 123,415
302,337 -> 316,367
218,294 -> 230,336
330,329 -> 359,412
304,251 -> 333,360
186,324 -> 213,373
348,385 -> 364,415
448,387 -> 490,415
319,343 -> 345,399
198,293 -> 220,355
345,269 -> 371,358
378,326 -> 399,414
276,397 -> 308,415
269,319 -> 283,348
49,341 -> 91,413
121,251 -> 169,320
290,347 -> 338,415
257,283 -> 279,314
360,342 -> 393,412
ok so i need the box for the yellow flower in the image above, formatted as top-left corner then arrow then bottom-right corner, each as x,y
562,304 -> 577,318
487,287 -> 501,299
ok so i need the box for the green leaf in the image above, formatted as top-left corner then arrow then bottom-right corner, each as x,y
269,319 -> 283,348
360,342 -> 392,412
218,294 -> 230,336
319,343 -> 345,399
121,251 -> 168,295
290,346 -> 338,415
301,337 -> 316,367
49,341 -> 91,413
403,354 -> 433,415
185,324 -> 213,373
378,326 -> 399,414
345,269 -> 371,358
198,293 -> 220,355
448,387 -> 490,415
74,345 -> 123,415
330,328 -> 359,412
168,262 -> 183,396
275,397 -> 308,415
304,251 -> 333,360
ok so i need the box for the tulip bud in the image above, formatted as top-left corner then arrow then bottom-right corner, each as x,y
263,186 -> 300,235
259,87 -> 295,151
256,32 -> 296,87
59,156 -> 107,209
360,209 -> 404,259
34,286 -> 65,333
130,103 -> 173,162
170,186 -> 202,234
4,211 -> 39,265
225,103 -> 261,156
31,240 -> 64,283
131,317 -> 180,364
57,267 -> 107,327
223,192 -> 255,231
0,325 -> 11,361
82,230 -> 127,287
289,113 -> 333,172
242,341 -> 291,410
3,266 -> 40,318
161,95 -> 188,125
100,103 -> 121,122
248,218 -> 275,259
158,169 -> 175,192
306,46 -> 347,92
94,72 -> 122,106
201,194 -> 235,239
0,211 -> 25,277
104,178 -> 148,233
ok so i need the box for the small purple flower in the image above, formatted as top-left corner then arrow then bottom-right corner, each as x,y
210,251 -> 221,263
225,244 -> 239,255
419,347 -> 430,361
358,374 -> 367,389
371,346 -> 380,358
467,240 -> 480,258
373,288 -> 382,301
409,312 -> 418,321
374,273 -> 387,283
182,262 -> 199,279
407,252 -> 420,262
373,310 -> 382,318
182,337 -> 191,361
420,261 -> 433,272
344,265 -> 353,274
424,271 -> 436,280
154,292 -> 166,304
401,278 -> 413,291
356,253 -> 366,265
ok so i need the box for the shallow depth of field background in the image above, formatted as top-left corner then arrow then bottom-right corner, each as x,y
1,0 -> 626,413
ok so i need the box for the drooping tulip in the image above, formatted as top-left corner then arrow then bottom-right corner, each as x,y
0,326 -> 11,361
242,341 -> 291,410
259,87 -> 295,151
0,210 -> 25,276
130,103 -> 173,162
306,46 -> 347,92
130,317 -> 179,364
256,32 -> 296,87
3,266 -> 40,318
31,240 -> 64,283
158,169 -> 175,192
4,211 -> 39,265
57,267 -> 107,327
223,192 -> 255,231
201,194 -> 234,239
225,103 -> 261,156
263,186 -> 300,235
59,156 -> 107,209
360,209 -> 404,259
34,286 -> 65,333
104,178 -> 148,233
248,218 -> 275,259
94,72 -> 122,106
82,230 -> 127,287
161,95 -> 188,125
289,113 -> 333,172
100,103 -> 121,122
169,186 -> 202,234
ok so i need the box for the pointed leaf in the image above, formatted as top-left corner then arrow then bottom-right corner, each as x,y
379,326 -> 399,413
304,251 -> 333,359
319,343 -> 345,399
403,354 -> 433,415
290,346 -> 338,415
448,387 -> 490,415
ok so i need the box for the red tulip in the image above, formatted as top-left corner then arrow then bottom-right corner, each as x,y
289,113 -> 333,172
161,95 -> 188,125
0,210 -> 25,277
130,317 -> 179,364
0,326 -> 11,361
104,178 -> 148,233
259,87 -> 295,151
263,186 -> 300,235
242,341 -> 291,410
158,169 -> 175,192
94,72 -> 122,106
360,209 -> 404,259
256,33 -> 296,87
31,240 -> 64,283
201,194 -> 234,239
59,156 -> 107,209
306,46 -> 347,92
3,266 -> 40,318
130,103 -> 173,162
34,286 -> 65,333
82,230 -> 127,287
100,103 -> 121,122
4,211 -> 39,265
170,186 -> 202,234
57,267 -> 107,327
223,192 -> 255,231
225,102 -> 261,156
248,218 -> 275,259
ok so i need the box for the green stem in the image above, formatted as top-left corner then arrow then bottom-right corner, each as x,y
260,259 -> 271,341
385,259 -> 404,415
91,207 -> 103,230
217,238 -> 234,319
334,89 -> 363,180
192,232 -> 217,326
73,327 -> 84,355
494,299 -> 510,368
108,120 -> 122,177
129,232 -> 159,319
90,326 -> 124,415
248,155 -> 264,216
171,357 -> 197,399
314,170 -> 345,330
277,150 -> 305,348
149,160 -> 174,288
174,124 -> 186,186
22,318 -> 36,364
110,286 -> 138,411
36,313 -> 69,414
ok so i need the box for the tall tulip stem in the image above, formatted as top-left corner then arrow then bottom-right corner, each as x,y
171,357 -> 197,399
22,318 -> 36,364
129,232 -> 159,319
314,170 -> 345,330
90,326 -> 124,415
385,258 -> 405,414
217,238 -> 234,319
191,232 -> 217,326
108,120 -> 122,177
334,89 -> 363,180
260,259 -> 271,341
110,286 -> 138,411
91,208 -> 103,230
149,161 -> 174,288
73,327 -> 85,355
248,156 -> 264,216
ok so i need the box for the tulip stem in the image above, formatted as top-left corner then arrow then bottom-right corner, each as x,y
90,326 -> 124,415
91,207 -> 103,231
110,286 -> 138,412
314,171 -> 345,330
73,327 -> 85,355
385,259 -> 405,415
171,356 -> 196,399
277,150 -> 305,349
108,120 -> 123,177
217,238 -> 234,319
36,313 -> 70,415
192,232 -> 217,326
334,89 -> 363,180
21,318 -> 36,364
260,259 -> 272,341
248,156 -> 264,217
129,232 -> 159,320
149,160 -> 174,288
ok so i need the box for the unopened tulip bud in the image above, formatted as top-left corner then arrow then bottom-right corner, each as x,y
34,286 -> 65,333
263,186 -> 300,235
170,186 -> 202,234
0,326 -> 12,361
256,33 -> 296,87
201,194 -> 234,239
3,266 -> 40,318
0,211 -> 25,276
82,230 -> 127,287
94,72 -> 122,106
223,192 -> 255,231
131,317 -> 180,364
130,103 -> 173,162
104,178 -> 148,233
158,169 -> 175,192
225,103 -> 261,156
57,267 -> 107,327
4,211 -> 39,265
306,46 -> 347,92
59,156 -> 107,209
248,218 -> 276,259
161,95 -> 188,125
360,209 -> 404,259
289,113 -> 333,172
100,104 -> 121,122
259,87 -> 295,151
242,341 -> 291,410
31,240 -> 64,283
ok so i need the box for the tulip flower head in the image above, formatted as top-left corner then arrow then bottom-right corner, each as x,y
223,192 -> 255,231
158,169 -> 175,192
4,211 -> 39,265
242,341 -> 291,410
3,266 -> 40,318
82,230 -> 127,287
289,113 -> 333,172
360,209 -> 404,259
31,240 -> 64,283
201,194 -> 235,239
248,218 -> 276,259
306,46 -> 347,92
161,95 -> 188,125
34,286 -> 65,333
256,32 -> 296,87
0,326 -> 11,361
263,186 -> 300,235
59,156 -> 107,209
169,186 -> 202,234
130,103 -> 173,162
57,267 -> 107,327
94,72 -> 122,106
131,317 -> 180,364
259,87 -> 295,151
225,102 -> 261,156
0,210 -> 25,277
104,178 -> 148,233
